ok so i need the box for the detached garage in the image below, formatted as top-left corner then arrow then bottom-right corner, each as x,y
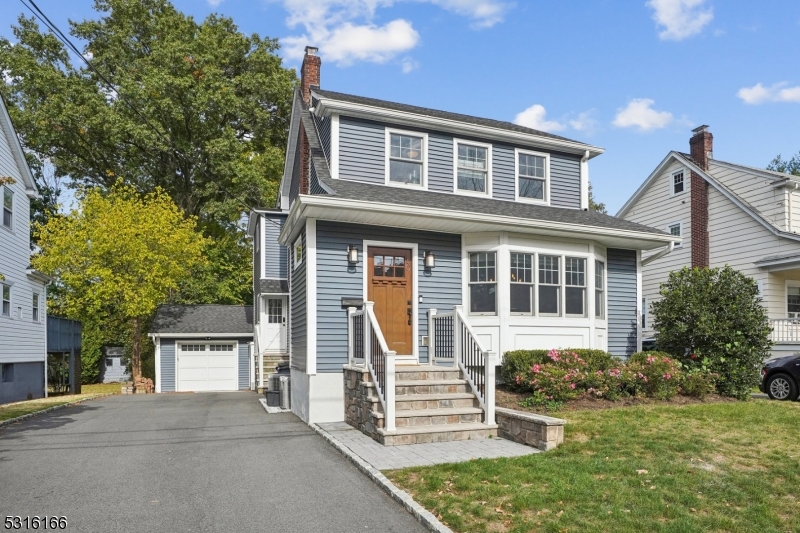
149,305 -> 253,393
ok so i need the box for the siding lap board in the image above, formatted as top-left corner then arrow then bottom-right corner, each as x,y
291,231 -> 307,371
238,339 -> 250,389
492,144 -> 515,200
607,248 -> 638,357
160,339 -> 176,392
262,215 -> 287,280
339,117 -> 385,184
550,154 -> 581,209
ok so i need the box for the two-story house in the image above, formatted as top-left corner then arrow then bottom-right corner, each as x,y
247,47 -> 673,443
619,126 -> 800,359
0,95 -> 50,404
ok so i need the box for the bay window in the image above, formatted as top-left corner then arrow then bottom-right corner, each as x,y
538,255 -> 560,316
510,253 -> 533,314
565,257 -> 586,316
469,252 -> 496,314
595,260 -> 605,319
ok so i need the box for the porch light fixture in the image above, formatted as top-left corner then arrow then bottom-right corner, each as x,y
347,245 -> 359,264
424,250 -> 435,269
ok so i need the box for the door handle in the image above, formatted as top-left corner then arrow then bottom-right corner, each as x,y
407,308 -> 412,325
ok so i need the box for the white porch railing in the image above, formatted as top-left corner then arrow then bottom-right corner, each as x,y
428,305 -> 496,426
770,318 -> 800,343
348,302 -> 396,432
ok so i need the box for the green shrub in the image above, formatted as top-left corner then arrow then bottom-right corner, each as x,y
629,351 -> 673,364
681,368 -> 717,398
651,266 -> 771,400
525,350 -> 586,403
627,354 -> 683,400
502,348 -> 614,390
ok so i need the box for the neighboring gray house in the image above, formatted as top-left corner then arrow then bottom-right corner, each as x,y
0,95 -> 51,404
246,45 -> 672,438
148,305 -> 253,393
99,347 -> 130,383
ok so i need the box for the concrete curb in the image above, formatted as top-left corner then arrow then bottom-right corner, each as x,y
0,394 -> 114,430
311,423 -> 453,533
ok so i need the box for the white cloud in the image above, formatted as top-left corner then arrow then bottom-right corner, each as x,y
207,0 -> 224,6
738,82 -> 800,104
401,56 -> 419,73
612,98 -> 674,131
275,0 -> 510,67
646,0 -> 713,41
568,110 -> 598,133
513,104 -> 566,133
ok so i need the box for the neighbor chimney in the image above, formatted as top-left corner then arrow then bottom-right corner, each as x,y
301,46 -> 321,106
689,126 -> 711,268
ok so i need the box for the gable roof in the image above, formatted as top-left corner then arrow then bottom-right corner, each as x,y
150,305 -> 253,335
0,95 -> 38,198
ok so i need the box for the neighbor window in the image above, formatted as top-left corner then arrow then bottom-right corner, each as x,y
672,172 -> 684,195
32,293 -> 40,322
788,287 -> 800,318
388,132 -> 424,185
667,222 -> 682,246
1,284 -> 9,317
517,151 -> 547,201
595,261 -> 605,319
510,253 -> 533,314
293,236 -> 303,269
181,344 -> 205,351
106,358 -> 113,367
2,187 -> 12,228
538,255 -> 560,316
2,363 -> 13,383
565,257 -> 586,316
469,252 -> 496,314
642,297 -> 648,328
456,142 -> 489,194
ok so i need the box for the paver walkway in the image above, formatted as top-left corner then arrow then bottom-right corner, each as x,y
316,421 -> 538,470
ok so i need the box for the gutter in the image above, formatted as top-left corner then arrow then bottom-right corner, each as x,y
641,241 -> 675,266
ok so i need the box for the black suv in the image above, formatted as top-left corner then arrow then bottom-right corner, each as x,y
761,355 -> 800,401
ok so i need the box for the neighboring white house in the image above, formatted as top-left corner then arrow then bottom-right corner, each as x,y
618,125 -> 800,358
0,95 -> 50,404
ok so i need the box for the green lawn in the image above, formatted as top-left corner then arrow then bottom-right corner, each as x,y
1,383 -> 120,423
387,400 -> 800,533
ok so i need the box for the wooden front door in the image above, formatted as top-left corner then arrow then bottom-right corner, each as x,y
368,247 -> 414,356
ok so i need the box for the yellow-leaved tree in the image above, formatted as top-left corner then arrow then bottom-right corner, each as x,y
33,183 -> 205,379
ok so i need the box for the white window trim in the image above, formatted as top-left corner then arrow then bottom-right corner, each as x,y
452,138 -> 492,198
785,280 -> 800,318
384,128 -> 428,190
468,250 -> 499,316
293,235 -> 303,270
666,221 -> 683,247
509,251 -> 535,316
1,186 -> 13,232
670,169 -> 686,197
594,260 -> 605,320
514,148 -> 550,205
32,292 -> 40,322
564,256 -> 588,318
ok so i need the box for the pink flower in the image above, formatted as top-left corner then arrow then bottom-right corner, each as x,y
646,356 -> 656,364
570,383 -> 576,389
609,368 -> 621,377
532,364 -> 542,373
663,373 -> 672,380
547,349 -> 561,362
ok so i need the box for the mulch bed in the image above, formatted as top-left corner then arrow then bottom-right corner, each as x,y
497,386 -> 738,415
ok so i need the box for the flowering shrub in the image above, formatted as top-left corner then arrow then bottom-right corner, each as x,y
681,368 -> 717,398
625,354 -> 683,399
526,350 -> 586,403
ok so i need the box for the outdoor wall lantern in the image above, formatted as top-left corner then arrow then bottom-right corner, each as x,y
424,250 -> 435,269
347,245 -> 359,265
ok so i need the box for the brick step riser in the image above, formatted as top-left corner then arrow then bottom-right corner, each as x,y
396,384 -> 471,395
381,428 -> 498,446
394,398 -> 478,410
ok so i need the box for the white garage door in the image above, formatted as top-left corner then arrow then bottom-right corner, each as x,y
177,343 -> 238,392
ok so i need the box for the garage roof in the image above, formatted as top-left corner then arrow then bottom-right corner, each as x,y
151,305 -> 253,335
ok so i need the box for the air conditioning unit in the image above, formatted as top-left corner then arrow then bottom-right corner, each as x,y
269,373 -> 282,392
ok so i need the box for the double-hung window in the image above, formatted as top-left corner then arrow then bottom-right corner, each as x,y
469,252 -> 496,314
2,187 -> 12,229
293,236 -> 303,269
1,284 -> 9,317
667,222 -> 682,247
517,151 -> 548,202
672,171 -> 684,195
455,141 -> 489,194
510,253 -> 533,313
565,257 -> 586,316
595,261 -> 605,319
538,255 -> 560,316
388,132 -> 424,186
788,287 -> 800,318
32,293 -> 40,322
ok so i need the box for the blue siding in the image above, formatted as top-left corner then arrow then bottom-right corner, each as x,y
0,362 -> 44,404
291,230 -> 307,372
315,221 -> 462,371
160,339 -> 176,392
550,153 -> 581,209
311,97 -> 331,163
339,117 -> 385,184
428,133 -> 453,193
238,339 -> 250,389
262,215 -> 287,279
607,248 -> 638,357
493,144 -> 516,200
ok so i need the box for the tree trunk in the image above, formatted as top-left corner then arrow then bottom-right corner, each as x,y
131,317 -> 142,381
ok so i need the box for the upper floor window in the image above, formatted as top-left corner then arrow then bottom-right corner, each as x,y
1,284 -> 9,316
2,187 -> 12,229
595,260 -> 605,319
469,252 -> 496,314
672,171 -> 685,195
388,131 -> 425,187
516,150 -> 549,203
455,141 -> 490,195
32,293 -> 40,322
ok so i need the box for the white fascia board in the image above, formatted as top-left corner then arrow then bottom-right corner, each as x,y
616,152 -> 681,218
0,96 -> 38,197
312,93 -> 604,160
150,333 -> 252,339
25,269 -> 54,284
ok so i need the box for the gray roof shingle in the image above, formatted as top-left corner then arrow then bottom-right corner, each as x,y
151,305 -> 253,335
260,279 -> 289,293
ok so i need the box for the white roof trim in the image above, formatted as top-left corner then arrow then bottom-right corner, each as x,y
0,96 -> 38,198
312,91 -> 604,159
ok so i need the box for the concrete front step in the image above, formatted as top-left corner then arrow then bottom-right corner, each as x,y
395,379 -> 471,395
393,365 -> 461,381
377,423 -> 499,446
394,392 -> 478,411
373,407 -> 484,428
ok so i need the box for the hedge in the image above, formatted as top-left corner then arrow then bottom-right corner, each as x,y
501,349 -> 615,392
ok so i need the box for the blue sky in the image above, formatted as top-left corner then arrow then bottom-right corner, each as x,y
2,0 -> 800,213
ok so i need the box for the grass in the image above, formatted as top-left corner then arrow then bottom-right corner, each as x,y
387,400 -> 800,533
1,382 -> 120,423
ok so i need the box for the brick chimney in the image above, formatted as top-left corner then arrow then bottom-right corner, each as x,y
689,126 -> 712,268
300,46 -> 320,106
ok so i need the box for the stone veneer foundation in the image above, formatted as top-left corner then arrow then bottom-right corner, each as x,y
495,407 -> 566,451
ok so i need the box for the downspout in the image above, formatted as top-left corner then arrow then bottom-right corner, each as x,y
580,150 -> 590,210
641,241 -> 675,266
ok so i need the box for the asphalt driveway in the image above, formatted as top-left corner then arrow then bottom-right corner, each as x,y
0,392 -> 427,533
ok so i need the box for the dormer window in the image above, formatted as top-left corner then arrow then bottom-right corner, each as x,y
387,130 -> 426,187
516,149 -> 549,204
454,140 -> 491,196
672,171 -> 685,195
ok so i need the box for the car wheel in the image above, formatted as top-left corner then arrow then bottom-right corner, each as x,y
766,373 -> 799,401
